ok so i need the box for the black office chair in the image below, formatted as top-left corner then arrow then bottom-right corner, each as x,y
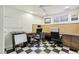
50,31 -> 63,48
33,34 -> 40,47
33,30 -> 42,47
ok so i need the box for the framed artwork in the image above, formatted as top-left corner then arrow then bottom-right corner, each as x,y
60,15 -> 68,22
71,12 -> 78,21
44,18 -> 51,23
54,16 -> 60,23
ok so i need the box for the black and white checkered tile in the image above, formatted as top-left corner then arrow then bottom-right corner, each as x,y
7,41 -> 79,54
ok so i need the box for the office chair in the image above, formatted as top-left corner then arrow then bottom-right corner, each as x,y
50,31 -> 63,48
33,34 -> 41,47
27,34 -> 34,47
33,27 -> 43,47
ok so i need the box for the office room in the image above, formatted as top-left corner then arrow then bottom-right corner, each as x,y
4,5 -> 79,54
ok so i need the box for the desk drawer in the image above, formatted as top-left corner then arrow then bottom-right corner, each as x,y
62,35 -> 71,42
63,42 -> 71,47
62,35 -> 72,47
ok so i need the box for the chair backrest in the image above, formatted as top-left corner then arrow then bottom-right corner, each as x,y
51,28 -> 60,40
51,32 -> 60,40
36,28 -> 42,34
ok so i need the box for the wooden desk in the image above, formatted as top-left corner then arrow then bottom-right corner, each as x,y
62,33 -> 79,51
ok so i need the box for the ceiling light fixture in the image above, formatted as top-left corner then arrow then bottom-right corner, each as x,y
30,11 -> 33,13
43,13 -> 46,16
65,6 -> 69,9
27,10 -> 33,14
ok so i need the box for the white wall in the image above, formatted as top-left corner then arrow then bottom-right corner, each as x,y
43,8 -> 79,24
0,6 -> 3,54
22,13 -> 43,33
4,6 -> 43,50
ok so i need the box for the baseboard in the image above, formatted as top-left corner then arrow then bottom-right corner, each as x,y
70,48 -> 78,53
6,49 -> 14,54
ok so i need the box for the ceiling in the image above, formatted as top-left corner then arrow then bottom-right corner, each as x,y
11,5 -> 79,17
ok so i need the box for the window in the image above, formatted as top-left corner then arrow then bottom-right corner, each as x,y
60,15 -> 68,22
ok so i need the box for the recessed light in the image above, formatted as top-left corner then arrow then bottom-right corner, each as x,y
27,10 -> 33,14
29,11 -> 33,13
43,13 -> 46,15
26,13 -> 33,17
65,6 -> 69,9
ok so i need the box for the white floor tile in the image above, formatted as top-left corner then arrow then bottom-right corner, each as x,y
39,47 -> 45,50
63,46 -> 69,50
22,47 -> 29,51
46,44 -> 51,46
59,51 -> 68,54
19,52 -> 26,54
29,51 -> 37,54
47,47 -> 54,50
31,47 -> 38,50
43,41 -> 48,44
40,51 -> 47,54
55,47 -> 62,50
49,51 -> 58,54
40,44 -> 44,46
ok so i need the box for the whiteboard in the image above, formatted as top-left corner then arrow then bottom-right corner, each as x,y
14,34 -> 27,45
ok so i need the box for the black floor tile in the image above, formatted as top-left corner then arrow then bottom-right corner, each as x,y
70,48 -> 78,53
25,49 -> 33,54
53,49 -> 60,53
61,48 -> 69,53
50,45 -> 56,48
43,45 -> 48,48
44,49 -> 51,54
35,49 -> 42,54
16,49 -> 24,54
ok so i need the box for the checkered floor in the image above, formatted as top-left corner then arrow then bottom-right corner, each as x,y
7,41 -> 79,54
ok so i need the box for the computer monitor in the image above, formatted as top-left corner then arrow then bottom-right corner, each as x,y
14,33 -> 27,45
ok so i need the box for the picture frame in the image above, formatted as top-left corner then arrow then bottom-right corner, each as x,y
71,12 -> 78,21
44,18 -> 51,24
